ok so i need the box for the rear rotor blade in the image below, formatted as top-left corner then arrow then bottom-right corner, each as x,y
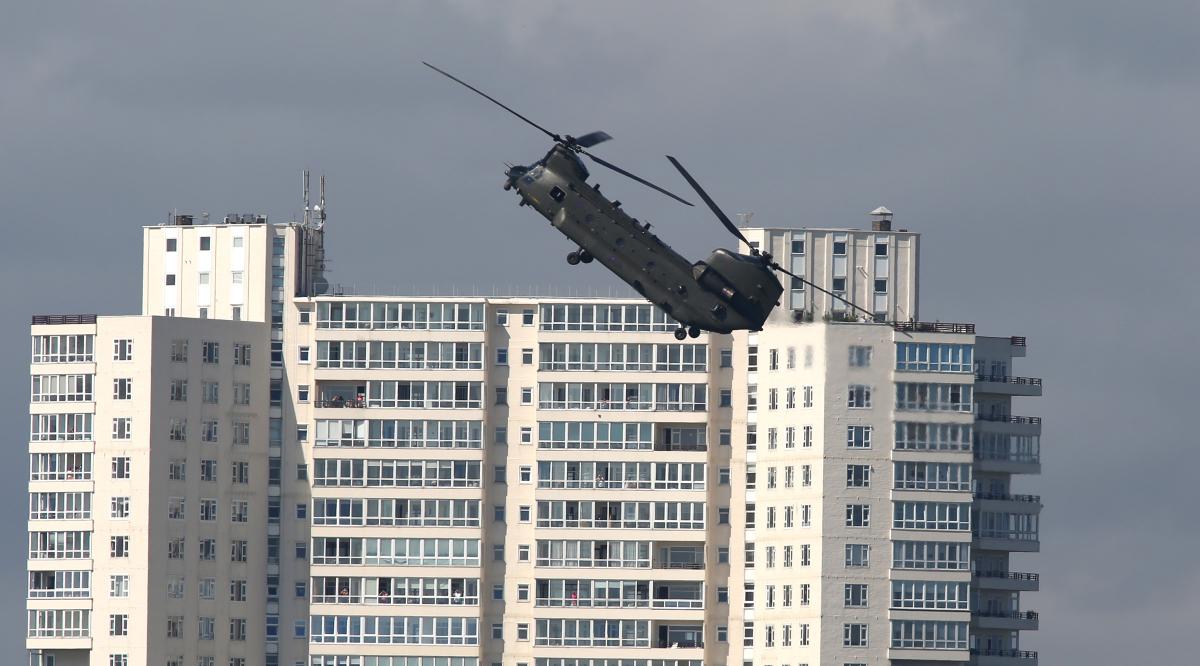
772,263 -> 876,319
574,131 -> 613,148
423,61 -> 561,142
666,155 -> 753,250
581,149 -> 694,206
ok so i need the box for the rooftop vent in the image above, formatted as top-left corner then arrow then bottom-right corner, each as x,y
869,206 -> 892,231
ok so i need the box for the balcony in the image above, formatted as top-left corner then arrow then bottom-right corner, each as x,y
975,374 -> 1043,397
31,314 -> 97,325
655,545 -> 705,571
975,449 -> 1041,475
973,571 -> 1040,592
972,610 -> 1039,631
975,415 -> 1042,438
971,649 -> 1038,665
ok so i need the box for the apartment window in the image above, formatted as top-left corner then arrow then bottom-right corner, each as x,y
782,584 -> 792,607
843,623 -> 868,647
803,385 -> 813,407
200,236 -> 211,251
230,579 -> 247,602
299,310 -> 311,324
167,537 -> 184,559
848,385 -> 872,408
717,626 -> 728,642
202,420 -> 218,443
199,539 -> 216,560
847,425 -> 872,448
801,464 -> 811,486
786,386 -> 796,408
802,425 -> 812,448
493,466 -> 507,484
166,274 -> 176,286
293,621 -> 307,639
233,343 -> 251,366
517,584 -> 530,601
198,307 -> 208,319
517,623 -> 530,641
494,426 -> 507,445
168,497 -> 185,520
845,583 -> 868,607
717,586 -> 729,603
298,385 -> 309,402
765,547 -> 776,568
295,542 -> 307,559
846,544 -> 870,567
110,655 -> 128,666
743,622 -> 754,644
518,545 -> 530,561
109,613 -> 128,636
199,617 -> 215,641
110,574 -> 129,598
717,547 -> 729,564
495,388 -> 507,406
720,348 -> 733,368
166,238 -> 177,252
202,341 -> 219,364
202,381 -> 219,404
768,388 -> 778,410
496,348 -> 508,365
747,345 -> 758,371
112,338 -> 134,361
769,348 -> 779,370
497,309 -> 509,326
849,345 -> 872,367
201,460 -> 217,482
113,378 -> 133,400
234,382 -> 251,406
297,425 -> 308,442
296,503 -> 307,519
720,428 -> 731,446
493,545 -> 505,562
801,544 -> 812,566
718,507 -> 730,525
783,506 -> 794,528
492,624 -> 503,640
522,309 -> 535,325
200,499 -> 217,521
519,465 -> 533,483
719,467 -> 731,485
230,500 -> 249,523
231,461 -> 250,484
519,506 -> 532,523
298,346 -> 310,363
766,506 -> 776,528
874,279 -> 887,293
785,426 -> 796,448
719,389 -> 732,407
846,504 -> 870,527
297,464 -> 308,480
111,456 -> 131,479
847,464 -> 871,487
521,348 -> 534,365
111,496 -> 130,519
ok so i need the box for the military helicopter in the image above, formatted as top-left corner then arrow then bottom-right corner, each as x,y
424,62 -> 873,340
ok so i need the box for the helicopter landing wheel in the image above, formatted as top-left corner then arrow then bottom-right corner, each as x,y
687,325 -> 702,339
579,249 -> 594,263
673,327 -> 688,341
566,251 -> 581,265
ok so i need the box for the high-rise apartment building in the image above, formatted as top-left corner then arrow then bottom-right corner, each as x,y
28,204 -> 1041,666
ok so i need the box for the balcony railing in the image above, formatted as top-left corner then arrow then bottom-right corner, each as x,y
975,450 -> 1040,464
535,598 -> 703,609
317,399 -> 366,408
656,561 -> 705,570
971,649 -> 1037,660
31,314 -> 97,325
976,374 -> 1043,386
977,415 -> 1042,425
1010,336 -> 1027,347
893,321 -> 975,334
974,571 -> 1040,582
658,640 -> 704,649
972,610 -> 1039,621
974,493 -> 1042,504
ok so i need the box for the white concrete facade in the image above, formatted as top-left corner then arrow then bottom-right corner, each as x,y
28,213 -> 1040,666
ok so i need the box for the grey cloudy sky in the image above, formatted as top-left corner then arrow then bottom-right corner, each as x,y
3,1 -> 1197,660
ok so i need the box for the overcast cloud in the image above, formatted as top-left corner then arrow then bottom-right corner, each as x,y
2,1 -> 1197,661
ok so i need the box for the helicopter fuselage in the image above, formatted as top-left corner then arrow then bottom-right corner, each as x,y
507,145 -> 783,335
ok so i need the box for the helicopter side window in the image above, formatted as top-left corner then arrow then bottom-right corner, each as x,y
549,186 -> 565,202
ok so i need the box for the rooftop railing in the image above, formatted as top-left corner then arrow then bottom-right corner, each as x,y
974,571 -> 1040,582
31,314 -> 97,325
972,610 -> 1039,621
970,649 -> 1038,660
893,321 -> 975,334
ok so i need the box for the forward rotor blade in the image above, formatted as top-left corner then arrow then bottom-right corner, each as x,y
666,155 -> 753,250
423,61 -> 561,142
772,263 -> 876,319
574,131 -> 613,148
580,149 -> 694,206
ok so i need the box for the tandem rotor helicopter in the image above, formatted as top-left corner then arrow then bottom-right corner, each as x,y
424,62 -> 872,340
